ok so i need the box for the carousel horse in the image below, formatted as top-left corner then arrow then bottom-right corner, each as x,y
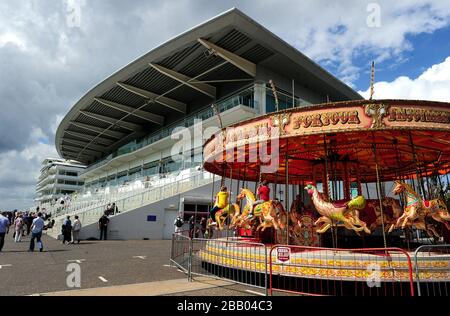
305,183 -> 371,235
235,188 -> 287,232
288,197 -> 304,243
369,197 -> 402,232
389,181 -> 450,237
210,203 -> 241,231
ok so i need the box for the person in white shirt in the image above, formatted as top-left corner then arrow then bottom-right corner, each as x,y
72,215 -> 82,244
29,213 -> 45,252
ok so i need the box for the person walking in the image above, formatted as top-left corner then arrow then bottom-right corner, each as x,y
98,213 -> 109,240
72,215 -> 82,244
61,216 -> 72,245
14,213 -> 24,242
25,213 -> 33,236
0,212 -> 10,252
29,212 -> 45,252
112,203 -> 119,215
174,213 -> 184,234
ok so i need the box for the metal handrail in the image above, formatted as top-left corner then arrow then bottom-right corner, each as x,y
51,170 -> 214,228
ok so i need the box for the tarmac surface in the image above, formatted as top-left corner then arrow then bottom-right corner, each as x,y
0,233 -> 261,296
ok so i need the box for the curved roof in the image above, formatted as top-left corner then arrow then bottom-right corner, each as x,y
56,8 -> 362,165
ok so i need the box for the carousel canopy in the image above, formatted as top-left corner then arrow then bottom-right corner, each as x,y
203,99 -> 450,184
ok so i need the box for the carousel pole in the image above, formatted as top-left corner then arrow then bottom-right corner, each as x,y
343,161 -> 350,200
242,162 -> 247,189
236,165 -> 241,203
235,165 -> 241,237
436,167 -> 445,200
332,158 -> 339,247
323,135 -> 332,201
227,166 -> 233,241
210,171 -> 216,211
285,150 -> 289,245
365,181 -> 371,200
372,134 -> 387,248
423,154 -> 432,200
207,172 -> 216,238
409,132 -> 426,199
221,165 -> 226,187
370,61 -> 375,101
323,135 -> 336,248
356,163 -> 363,196
240,162 -> 247,221
394,139 -> 406,209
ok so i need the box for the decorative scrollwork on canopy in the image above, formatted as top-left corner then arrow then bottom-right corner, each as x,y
365,103 -> 390,128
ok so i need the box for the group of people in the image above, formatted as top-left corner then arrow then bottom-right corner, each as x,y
104,203 -> 119,216
0,211 -> 50,252
60,215 -> 82,244
173,214 -> 209,238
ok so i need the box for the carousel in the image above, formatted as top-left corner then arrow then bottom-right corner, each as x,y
198,91 -> 450,294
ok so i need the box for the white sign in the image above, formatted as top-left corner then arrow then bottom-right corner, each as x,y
276,247 -> 291,263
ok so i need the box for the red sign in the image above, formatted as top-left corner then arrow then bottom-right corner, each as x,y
276,247 -> 290,263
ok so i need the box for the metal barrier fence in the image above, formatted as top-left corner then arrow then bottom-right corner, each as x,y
269,245 -> 415,296
413,244 -> 450,296
169,237 -> 450,296
170,231 -> 191,272
189,238 -> 269,295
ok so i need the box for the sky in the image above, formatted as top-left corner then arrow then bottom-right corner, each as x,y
1,0 -> 450,210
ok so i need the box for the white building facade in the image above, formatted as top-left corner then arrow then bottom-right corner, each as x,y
35,158 -> 86,204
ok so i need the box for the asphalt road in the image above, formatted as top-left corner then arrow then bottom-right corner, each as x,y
0,233 -> 185,296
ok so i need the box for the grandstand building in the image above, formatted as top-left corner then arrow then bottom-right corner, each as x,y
35,158 -> 86,204
48,8 -> 362,240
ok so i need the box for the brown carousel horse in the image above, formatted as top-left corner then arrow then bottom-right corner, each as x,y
369,197 -> 403,232
389,181 -> 450,237
234,188 -> 287,232
288,195 -> 304,244
305,183 -> 371,235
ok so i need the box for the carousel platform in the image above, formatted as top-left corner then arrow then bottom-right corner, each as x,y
197,237 -> 450,284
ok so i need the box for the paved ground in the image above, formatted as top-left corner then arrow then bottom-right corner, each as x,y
0,233 -> 186,296
0,233 -> 261,296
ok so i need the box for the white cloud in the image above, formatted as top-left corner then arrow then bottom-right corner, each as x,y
359,56 -> 450,101
0,32 -> 26,50
1,0 -> 450,209
0,141 -> 57,210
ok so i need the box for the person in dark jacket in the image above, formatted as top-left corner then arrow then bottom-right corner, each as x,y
98,214 -> 110,240
61,216 -> 72,244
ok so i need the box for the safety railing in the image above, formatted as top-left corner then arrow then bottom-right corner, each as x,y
413,244 -> 450,296
269,245 -> 415,296
170,238 -> 436,297
190,237 -> 269,295
170,231 -> 192,272
51,170 -> 215,232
